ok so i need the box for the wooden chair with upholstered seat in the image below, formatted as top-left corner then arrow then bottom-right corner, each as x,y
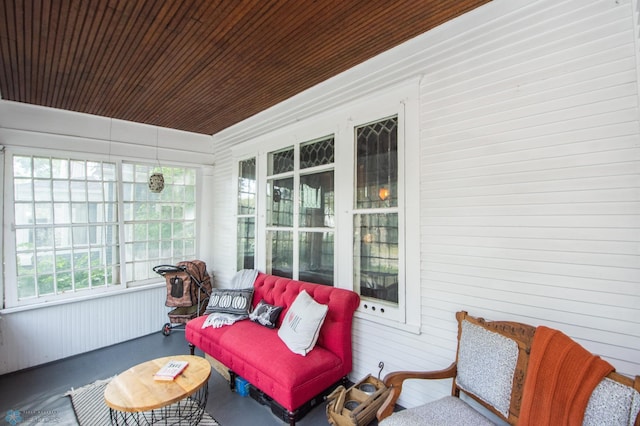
376,311 -> 640,426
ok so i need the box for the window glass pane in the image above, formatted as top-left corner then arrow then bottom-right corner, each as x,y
299,171 -> 334,228
72,203 -> 88,223
184,222 -> 195,238
35,228 -> 53,248
55,227 -> 72,247
17,253 -> 34,274
17,275 -> 36,299
173,205 -> 184,220
184,169 -> 196,185
57,270 -> 73,292
268,147 -> 294,175
70,160 -> 86,180
184,203 -> 196,220
52,159 -> 68,179
88,182 -> 103,201
122,164 -> 134,182
300,136 -> 334,169
238,158 -> 256,215
299,231 -> 334,285
70,181 -> 86,201
34,203 -> 53,224
173,239 -> 184,257
355,116 -> 398,209
38,275 -> 54,295
53,181 -> 70,201
353,213 -> 399,304
172,185 -> 185,202
15,203 -> 33,225
14,156 -> 32,177
15,178 -> 33,201
34,180 -> 51,201
87,161 -> 102,180
135,164 -> 151,182
173,222 -> 184,238
237,217 -> 255,270
37,251 -> 54,274
104,182 -> 117,203
73,227 -> 89,246
267,230 -> 293,278
103,163 -> 116,181
75,270 -> 89,289
54,203 -> 71,224
16,229 -> 33,250
267,178 -> 293,227
89,225 -> 103,245
33,157 -> 51,178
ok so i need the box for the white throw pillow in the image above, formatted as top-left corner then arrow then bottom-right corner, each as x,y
277,290 -> 328,356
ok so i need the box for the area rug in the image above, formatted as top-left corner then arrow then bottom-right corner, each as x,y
66,377 -> 220,425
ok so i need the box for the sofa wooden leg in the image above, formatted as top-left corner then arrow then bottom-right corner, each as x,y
188,343 -> 195,355
287,410 -> 296,426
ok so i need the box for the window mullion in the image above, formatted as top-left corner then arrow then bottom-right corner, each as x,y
116,158 -> 127,287
293,144 -> 300,280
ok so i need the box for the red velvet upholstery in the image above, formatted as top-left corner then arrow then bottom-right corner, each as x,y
185,273 -> 360,413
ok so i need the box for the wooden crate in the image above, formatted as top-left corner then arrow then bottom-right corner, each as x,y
326,375 -> 390,426
204,354 -> 231,383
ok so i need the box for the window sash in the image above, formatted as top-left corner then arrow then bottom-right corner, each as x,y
4,152 -> 199,307
262,137 -> 336,284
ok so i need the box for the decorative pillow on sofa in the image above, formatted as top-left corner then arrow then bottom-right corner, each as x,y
205,288 -> 254,315
249,299 -> 283,329
277,290 -> 328,356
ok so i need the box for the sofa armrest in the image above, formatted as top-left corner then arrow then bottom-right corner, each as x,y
376,362 -> 457,421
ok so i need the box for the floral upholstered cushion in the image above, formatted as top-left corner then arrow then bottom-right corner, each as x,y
379,396 -> 495,426
584,377 -> 640,426
456,319 -> 518,418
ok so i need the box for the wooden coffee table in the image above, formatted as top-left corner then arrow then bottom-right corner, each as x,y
104,355 -> 211,425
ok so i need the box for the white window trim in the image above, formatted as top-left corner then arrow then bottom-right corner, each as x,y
232,154 -> 259,272
232,79 -> 421,333
337,83 -> 421,333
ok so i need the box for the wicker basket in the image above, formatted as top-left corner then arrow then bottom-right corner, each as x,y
326,375 -> 389,426
167,305 -> 199,324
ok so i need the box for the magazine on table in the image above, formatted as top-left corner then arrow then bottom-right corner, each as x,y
154,360 -> 189,381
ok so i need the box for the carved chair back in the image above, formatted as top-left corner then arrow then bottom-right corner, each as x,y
453,311 -> 535,424
453,311 -> 640,426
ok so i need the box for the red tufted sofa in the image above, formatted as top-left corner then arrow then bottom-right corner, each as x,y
185,273 -> 360,425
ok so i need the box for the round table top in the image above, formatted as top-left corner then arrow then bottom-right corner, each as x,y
104,355 -> 211,412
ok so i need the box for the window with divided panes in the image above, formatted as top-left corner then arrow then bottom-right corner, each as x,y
353,116 -> 399,304
266,137 -> 335,285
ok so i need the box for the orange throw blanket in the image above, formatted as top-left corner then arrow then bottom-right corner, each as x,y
519,326 -> 614,426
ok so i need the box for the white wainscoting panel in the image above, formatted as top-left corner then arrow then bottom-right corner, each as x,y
0,285 -> 170,375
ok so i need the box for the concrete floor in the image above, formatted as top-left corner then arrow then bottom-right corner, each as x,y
0,329 -> 338,425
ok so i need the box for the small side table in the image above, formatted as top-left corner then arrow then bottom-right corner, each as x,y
104,355 -> 211,425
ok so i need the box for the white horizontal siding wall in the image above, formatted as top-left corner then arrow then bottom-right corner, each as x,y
420,0 -> 639,372
210,0 -> 640,412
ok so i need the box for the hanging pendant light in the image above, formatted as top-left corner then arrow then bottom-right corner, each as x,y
149,127 -> 164,193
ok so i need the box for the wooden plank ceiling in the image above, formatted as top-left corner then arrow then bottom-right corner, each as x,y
0,0 -> 490,135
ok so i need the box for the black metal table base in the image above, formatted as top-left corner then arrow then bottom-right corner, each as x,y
109,382 -> 208,425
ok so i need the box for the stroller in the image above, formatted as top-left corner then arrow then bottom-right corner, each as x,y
153,260 -> 212,336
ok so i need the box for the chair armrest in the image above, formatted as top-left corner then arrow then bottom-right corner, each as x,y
376,362 -> 457,421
